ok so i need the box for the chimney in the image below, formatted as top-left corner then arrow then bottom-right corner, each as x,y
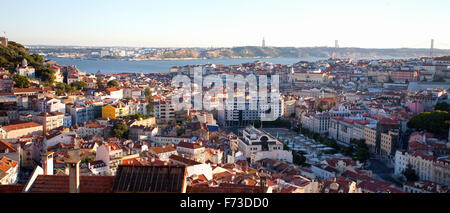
41,152 -> 54,175
66,150 -> 81,193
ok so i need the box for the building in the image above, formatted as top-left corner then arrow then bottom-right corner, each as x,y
69,102 -> 103,124
176,141 -> 206,163
364,126 -> 378,153
148,145 -> 177,161
102,103 -> 128,119
128,125 -> 158,141
0,156 -> 18,184
282,99 -> 296,118
74,122 -> 106,138
51,65 -> 64,83
0,73 -> 13,92
380,130 -> 399,156
234,126 -> 284,161
151,135 -> 191,146
293,70 -> 325,84
15,59 -> 35,78
0,36 -> 7,47
301,112 -> 331,134
391,70 -> 419,82
95,143 -> 124,175
0,121 -> 43,139
403,180 -> 448,193
395,150 -> 450,186
38,97 -> 66,114
106,87 -> 124,99
32,112 -> 65,132
154,101 -> 175,123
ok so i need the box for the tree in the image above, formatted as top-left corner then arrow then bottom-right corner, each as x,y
293,151 -> 306,166
145,88 -> 154,114
54,82 -> 77,95
355,146 -> 370,163
434,102 -> 450,112
122,113 -> 150,120
343,145 -> 354,157
407,111 -> 450,133
402,164 -> 419,182
96,77 -> 104,88
107,80 -> 119,87
144,87 -> 151,99
13,74 -> 29,88
40,68 -> 56,85
70,81 -> 88,90
111,122 -> 129,139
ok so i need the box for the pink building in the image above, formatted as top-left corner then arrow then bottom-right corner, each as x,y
406,101 -> 424,114
392,70 -> 419,82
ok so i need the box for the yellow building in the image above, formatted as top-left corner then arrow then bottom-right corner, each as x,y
102,103 -> 128,119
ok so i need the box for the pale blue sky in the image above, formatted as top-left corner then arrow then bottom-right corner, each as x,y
1,0 -> 449,48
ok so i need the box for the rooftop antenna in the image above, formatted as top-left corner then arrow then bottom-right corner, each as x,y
430,39 -> 434,58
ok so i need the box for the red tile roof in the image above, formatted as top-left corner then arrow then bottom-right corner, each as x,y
187,183 -> 265,193
1,122 -> 42,132
0,140 -> 17,152
0,184 -> 24,193
29,175 -> 114,193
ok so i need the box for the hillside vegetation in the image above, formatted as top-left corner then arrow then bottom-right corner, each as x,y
0,41 -> 56,85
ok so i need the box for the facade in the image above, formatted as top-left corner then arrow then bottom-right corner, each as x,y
282,99 -> 296,118
380,130 -> 400,156
0,156 -> 18,184
293,70 -> 325,83
70,102 -> 103,124
0,74 -> 13,92
39,98 -> 66,114
102,103 -> 128,119
106,87 -> 124,99
394,150 -> 450,186
235,126 -> 284,160
176,141 -> 206,163
95,143 -> 124,175
364,127 -> 378,153
75,123 -> 106,138
33,112 -> 65,132
391,70 -> 419,82
301,112 -> 331,134
0,122 -> 43,139
151,135 -> 191,146
154,101 -> 175,123
15,59 -> 35,78
63,114 -> 72,127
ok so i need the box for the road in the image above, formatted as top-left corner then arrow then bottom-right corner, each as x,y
367,158 -> 402,186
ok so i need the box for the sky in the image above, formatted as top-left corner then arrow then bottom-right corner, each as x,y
1,0 -> 450,48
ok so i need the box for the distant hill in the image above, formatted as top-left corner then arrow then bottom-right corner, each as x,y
137,46 -> 450,60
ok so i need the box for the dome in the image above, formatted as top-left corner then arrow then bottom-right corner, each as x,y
22,58 -> 28,67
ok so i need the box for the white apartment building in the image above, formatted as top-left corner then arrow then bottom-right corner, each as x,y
33,112 -> 65,131
154,101 -> 175,123
301,112 -> 330,134
235,126 -> 284,160
329,115 -> 375,146
394,150 -> 435,183
152,135 -> 191,146
39,98 -> 66,114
